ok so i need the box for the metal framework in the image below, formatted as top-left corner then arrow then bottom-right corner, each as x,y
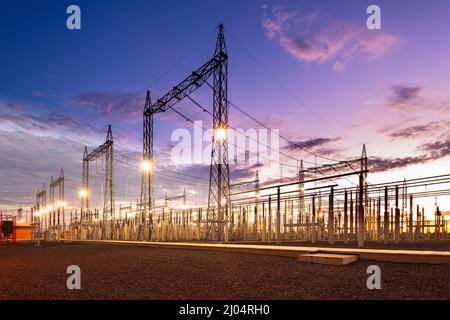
141,24 -> 230,241
164,189 -> 186,208
49,168 -> 64,234
139,91 -> 154,240
82,125 -> 114,239
36,184 -> 46,230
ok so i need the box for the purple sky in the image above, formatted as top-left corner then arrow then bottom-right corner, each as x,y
0,0 -> 449,214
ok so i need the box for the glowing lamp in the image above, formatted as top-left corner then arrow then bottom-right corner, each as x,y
79,189 -> 88,198
215,128 -> 227,141
142,160 -> 153,172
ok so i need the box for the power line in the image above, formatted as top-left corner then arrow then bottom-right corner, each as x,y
184,93 -> 354,188
95,28 -> 217,121
115,151 -> 208,183
225,28 -> 364,148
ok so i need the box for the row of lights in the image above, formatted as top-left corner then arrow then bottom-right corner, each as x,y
34,202 -> 66,216
76,128 -> 227,204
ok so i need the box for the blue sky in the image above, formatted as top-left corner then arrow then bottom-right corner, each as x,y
1,0 -> 449,213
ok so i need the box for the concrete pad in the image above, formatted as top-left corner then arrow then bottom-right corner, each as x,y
298,253 -> 359,265
62,240 -> 450,264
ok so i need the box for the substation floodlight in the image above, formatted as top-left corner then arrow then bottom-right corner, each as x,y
79,189 -> 88,198
57,201 -> 66,207
215,127 -> 227,141
142,160 -> 153,172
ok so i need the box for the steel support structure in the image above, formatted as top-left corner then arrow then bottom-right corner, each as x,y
36,185 -> 46,232
299,145 -> 369,246
207,25 -> 230,241
358,145 -> 368,247
141,24 -> 230,242
139,91 -> 155,240
82,125 -> 114,239
299,160 -> 305,238
49,168 -> 64,232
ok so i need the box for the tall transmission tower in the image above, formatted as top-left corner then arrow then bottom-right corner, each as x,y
81,125 -> 114,239
358,144 -> 368,247
139,91 -> 154,240
141,24 -> 230,242
206,24 -> 230,241
82,146 -> 89,212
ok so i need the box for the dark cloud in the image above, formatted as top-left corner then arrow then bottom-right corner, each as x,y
385,85 -> 450,114
388,85 -> 422,108
419,139 -> 450,158
285,137 -> 338,151
387,121 -> 446,139
369,156 -> 428,172
313,146 -> 343,157
369,137 -> 450,172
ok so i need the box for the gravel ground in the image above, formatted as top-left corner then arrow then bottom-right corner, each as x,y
0,242 -> 449,300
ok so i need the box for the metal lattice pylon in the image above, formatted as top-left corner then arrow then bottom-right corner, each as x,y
141,24 -> 230,242
206,25 -> 230,241
81,125 -> 114,239
139,91 -> 155,240
103,125 -> 114,239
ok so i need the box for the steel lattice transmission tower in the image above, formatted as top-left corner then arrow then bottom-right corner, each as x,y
140,24 -> 230,242
139,91 -> 155,240
81,125 -> 114,239
206,25 -> 230,241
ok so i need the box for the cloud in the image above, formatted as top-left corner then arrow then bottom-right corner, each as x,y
71,92 -> 145,123
369,137 -> 450,172
262,4 -> 399,71
387,85 -> 423,109
0,130 -> 84,208
385,85 -> 450,114
387,120 -> 448,140
369,156 -> 428,172
419,139 -> 450,159
284,137 -> 339,151
0,101 -> 29,112
0,108 -> 104,144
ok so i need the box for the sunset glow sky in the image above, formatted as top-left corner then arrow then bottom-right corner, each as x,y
0,0 -> 449,214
